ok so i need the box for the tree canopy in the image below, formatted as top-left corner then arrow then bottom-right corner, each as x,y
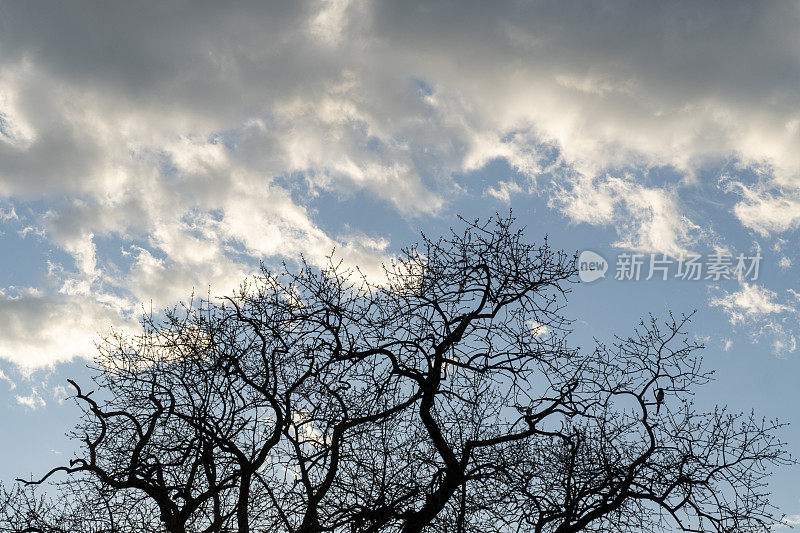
5,216 -> 792,533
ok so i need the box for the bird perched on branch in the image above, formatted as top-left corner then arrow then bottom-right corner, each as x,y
655,388 -> 665,414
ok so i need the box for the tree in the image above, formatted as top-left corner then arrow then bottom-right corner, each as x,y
8,215 -> 792,532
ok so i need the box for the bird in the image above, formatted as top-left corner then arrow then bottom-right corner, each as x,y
655,388 -> 665,414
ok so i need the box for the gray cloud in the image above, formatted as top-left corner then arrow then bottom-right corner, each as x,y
2,0 -> 800,366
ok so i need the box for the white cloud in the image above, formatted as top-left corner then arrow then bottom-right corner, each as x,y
722,338 -> 733,352
0,368 -> 15,390
767,327 -> 797,354
0,205 -> 18,222
486,179 -> 530,204
307,0 -> 358,46
710,283 -> 799,356
1,2 -> 799,205
725,181 -> 800,237
0,287 -> 136,370
526,320 -> 550,339
710,283 -> 791,325
53,384 -> 68,404
551,173 -> 702,255
2,1 -> 800,366
774,513 -> 800,530
15,388 -> 46,410
0,64 -> 37,149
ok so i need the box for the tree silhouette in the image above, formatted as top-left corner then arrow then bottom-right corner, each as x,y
7,215 -> 792,532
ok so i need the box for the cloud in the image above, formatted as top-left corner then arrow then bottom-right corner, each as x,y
725,181 -> 800,237
1,1 -> 800,366
0,368 -> 15,390
550,173 -> 703,255
722,338 -> 733,352
486,179 -> 530,204
774,513 -> 800,530
53,384 -> 68,405
0,287 -> 136,370
15,388 -> 46,410
710,283 -> 798,356
526,320 -> 550,339
710,283 -> 791,325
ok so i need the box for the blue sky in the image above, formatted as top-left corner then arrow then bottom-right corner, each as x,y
2,0 -> 800,524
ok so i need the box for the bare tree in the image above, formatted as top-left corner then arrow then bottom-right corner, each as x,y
9,215 -> 792,532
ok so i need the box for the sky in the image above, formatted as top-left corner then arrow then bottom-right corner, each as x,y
1,0 -> 800,523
